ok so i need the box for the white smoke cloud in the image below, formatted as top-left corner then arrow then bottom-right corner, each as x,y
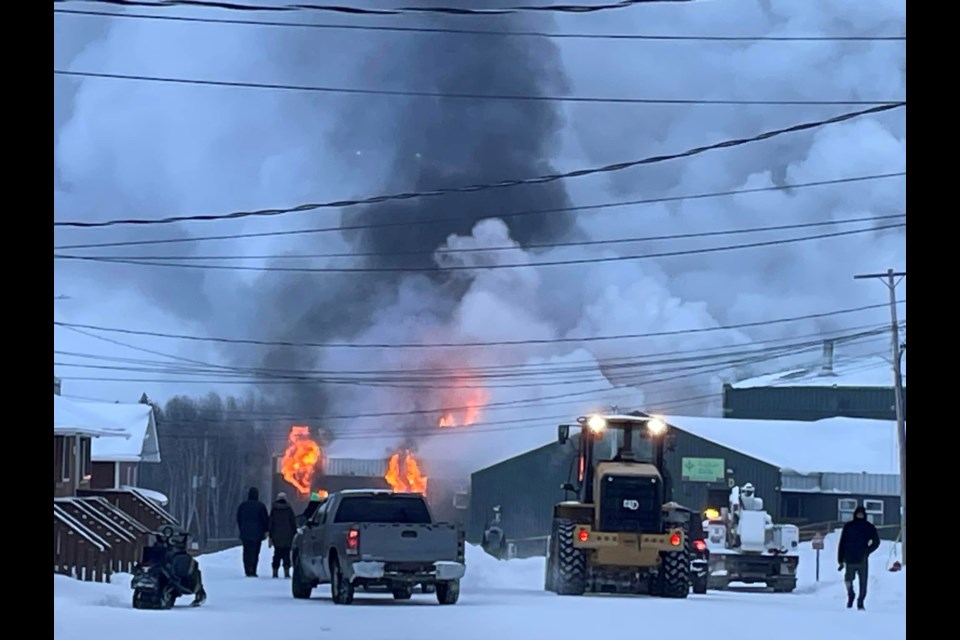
53,1 -> 905,474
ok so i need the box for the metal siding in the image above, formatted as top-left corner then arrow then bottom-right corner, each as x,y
780,472 -> 899,496
667,429 -> 782,520
724,386 -> 902,421
820,473 -> 900,496
468,441 -> 572,548
781,474 -> 820,492
323,458 -> 387,477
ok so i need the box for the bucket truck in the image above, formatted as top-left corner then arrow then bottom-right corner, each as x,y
702,484 -> 800,592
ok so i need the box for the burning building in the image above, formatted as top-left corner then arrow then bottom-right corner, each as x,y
271,425 -> 470,524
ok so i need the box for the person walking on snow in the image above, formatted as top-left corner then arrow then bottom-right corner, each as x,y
236,487 -> 269,577
837,505 -> 881,610
268,492 -> 298,579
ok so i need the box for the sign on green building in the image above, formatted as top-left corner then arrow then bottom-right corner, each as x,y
681,457 -> 725,482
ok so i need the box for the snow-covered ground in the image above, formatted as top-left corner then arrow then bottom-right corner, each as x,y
54,531 -> 905,640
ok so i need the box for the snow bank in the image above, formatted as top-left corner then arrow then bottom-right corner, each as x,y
54,573 -> 133,608
462,544 -> 544,591
793,530 -> 905,609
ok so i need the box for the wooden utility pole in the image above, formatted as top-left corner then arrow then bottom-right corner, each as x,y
854,268 -> 906,564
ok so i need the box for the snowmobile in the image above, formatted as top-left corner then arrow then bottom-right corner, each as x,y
131,525 -> 207,610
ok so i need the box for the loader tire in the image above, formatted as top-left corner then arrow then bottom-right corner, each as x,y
658,550 -> 690,598
553,519 -> 586,596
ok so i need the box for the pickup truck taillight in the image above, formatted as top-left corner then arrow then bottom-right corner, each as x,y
346,528 -> 360,555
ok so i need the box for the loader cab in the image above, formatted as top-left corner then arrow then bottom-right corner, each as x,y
558,413 -> 672,508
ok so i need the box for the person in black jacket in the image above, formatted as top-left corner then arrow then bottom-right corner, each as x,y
837,505 -> 881,610
236,487 -> 269,577
268,492 -> 299,579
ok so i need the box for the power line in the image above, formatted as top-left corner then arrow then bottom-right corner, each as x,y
53,0 -> 695,17
53,326 -> 893,380
54,222 -> 907,273
52,172 -> 906,251
52,330 -> 894,388
51,350 -> 826,422
53,7 -> 908,42
52,103 -> 905,229
72,214 -> 906,261
61,340 -> 893,441
54,335 -> 899,427
56,320 -> 896,380
52,300 -> 904,349
54,69 -> 902,108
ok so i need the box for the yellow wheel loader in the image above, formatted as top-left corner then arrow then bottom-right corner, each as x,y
544,413 -> 698,598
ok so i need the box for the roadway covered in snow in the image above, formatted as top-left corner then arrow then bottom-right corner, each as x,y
54,533 -> 905,640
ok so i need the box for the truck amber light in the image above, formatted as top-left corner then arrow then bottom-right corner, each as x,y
578,529 -> 590,542
694,539 -> 707,552
670,532 -> 681,546
346,528 -> 360,554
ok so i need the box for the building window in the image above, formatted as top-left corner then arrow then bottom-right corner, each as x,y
838,498 -> 858,522
782,494 -> 803,519
61,436 -> 72,481
79,437 -> 92,481
863,499 -> 884,525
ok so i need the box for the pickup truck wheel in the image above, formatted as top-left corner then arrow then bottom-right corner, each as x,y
291,554 -> 314,600
392,586 -> 413,600
435,580 -> 460,605
330,559 -> 354,605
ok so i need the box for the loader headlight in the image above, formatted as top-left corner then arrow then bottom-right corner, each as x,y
646,417 -> 667,435
586,415 -> 607,433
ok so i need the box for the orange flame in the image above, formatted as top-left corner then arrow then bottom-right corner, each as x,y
280,426 -> 321,497
384,450 -> 428,495
436,387 -> 489,428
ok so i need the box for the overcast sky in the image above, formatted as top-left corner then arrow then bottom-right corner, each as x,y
53,0 -> 905,467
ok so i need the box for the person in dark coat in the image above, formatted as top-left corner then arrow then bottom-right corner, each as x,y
837,505 -> 881,610
268,492 -> 299,578
236,487 -> 269,577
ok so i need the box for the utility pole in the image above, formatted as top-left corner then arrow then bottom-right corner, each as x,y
201,436 -> 210,549
854,268 -> 906,564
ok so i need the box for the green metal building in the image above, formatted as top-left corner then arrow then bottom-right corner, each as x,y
468,414 -> 901,557
722,345 -> 906,422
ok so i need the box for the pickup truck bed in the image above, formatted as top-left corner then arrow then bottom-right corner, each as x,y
291,491 -> 466,605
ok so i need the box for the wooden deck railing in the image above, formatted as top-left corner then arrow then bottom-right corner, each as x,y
54,505 -> 112,583
54,489 -> 179,584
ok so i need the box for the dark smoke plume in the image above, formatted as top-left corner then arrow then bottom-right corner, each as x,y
252,2 -> 578,424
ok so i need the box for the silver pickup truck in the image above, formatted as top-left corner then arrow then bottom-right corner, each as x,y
290,489 -> 466,605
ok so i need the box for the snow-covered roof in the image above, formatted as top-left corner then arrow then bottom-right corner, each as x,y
665,415 -> 900,475
53,395 -> 160,463
53,395 -> 128,439
730,355 -> 906,389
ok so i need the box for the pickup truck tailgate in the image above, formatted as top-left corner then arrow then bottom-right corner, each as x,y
357,523 -> 461,563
